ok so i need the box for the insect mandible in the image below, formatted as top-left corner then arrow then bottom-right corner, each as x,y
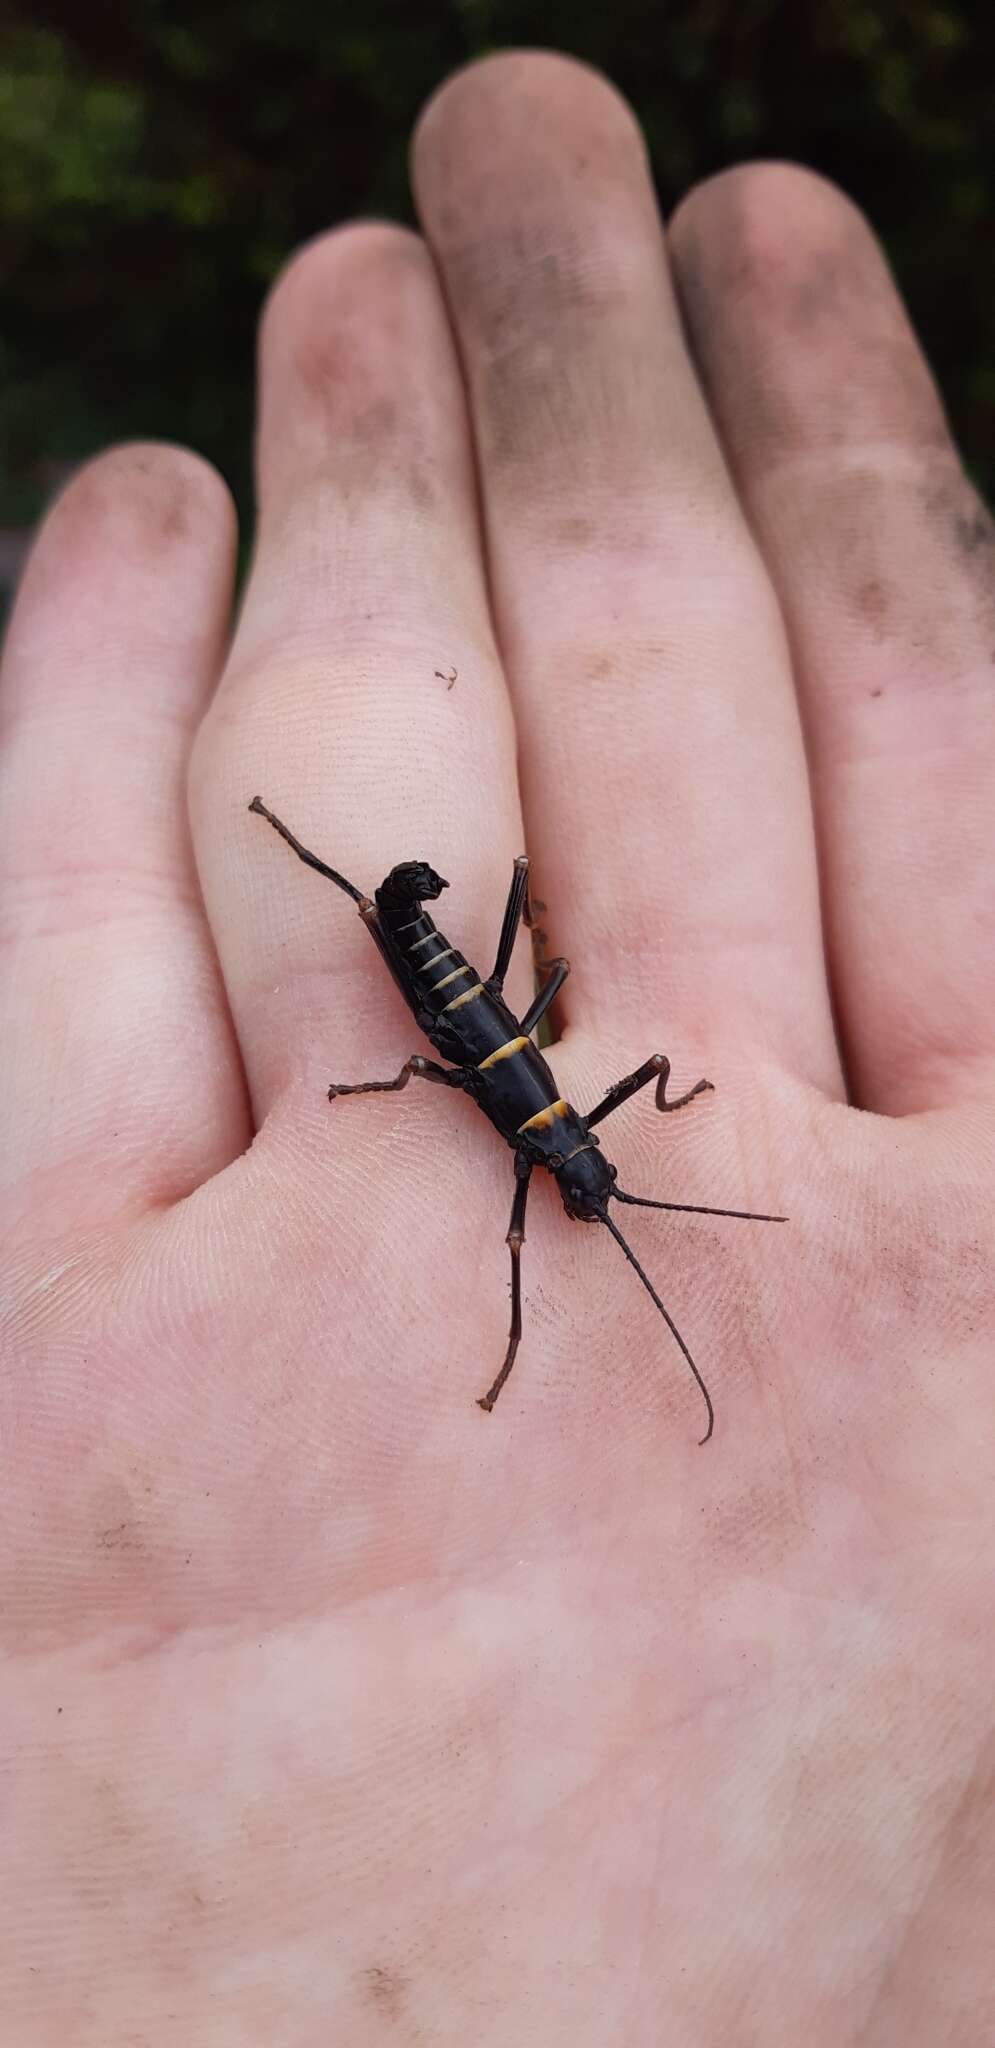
249,797 -> 785,1442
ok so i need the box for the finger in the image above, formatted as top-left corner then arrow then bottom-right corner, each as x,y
190,226 -> 528,1121
0,446 -> 242,1230
670,165 -> 995,1115
412,54 -> 839,1092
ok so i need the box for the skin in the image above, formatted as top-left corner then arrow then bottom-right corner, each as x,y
2,48 -> 994,2046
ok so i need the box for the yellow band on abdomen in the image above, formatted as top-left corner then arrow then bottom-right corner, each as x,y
517,1099 -> 568,1134
432,963 -> 473,992
442,982 -> 485,1013
478,1035 -> 529,1071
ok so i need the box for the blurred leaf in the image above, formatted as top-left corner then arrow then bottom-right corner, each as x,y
0,0 -> 991,545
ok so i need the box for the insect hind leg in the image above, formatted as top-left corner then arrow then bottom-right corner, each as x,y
328,1055 -> 466,1101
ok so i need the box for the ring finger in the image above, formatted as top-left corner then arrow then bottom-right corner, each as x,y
190,224 -> 531,1123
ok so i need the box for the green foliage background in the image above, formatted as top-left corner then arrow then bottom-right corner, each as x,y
1,0 -> 992,541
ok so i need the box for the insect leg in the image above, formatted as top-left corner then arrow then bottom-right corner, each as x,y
488,854 -> 568,1032
488,855 -> 531,991
519,956 -> 570,1038
248,800 -> 417,1003
328,1055 -> 466,1101
585,1053 -> 713,1130
248,797 -> 366,904
477,1158 -> 532,1412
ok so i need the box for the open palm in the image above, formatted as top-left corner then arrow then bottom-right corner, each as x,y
4,53 -> 994,2046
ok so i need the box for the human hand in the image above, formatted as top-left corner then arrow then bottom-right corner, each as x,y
3,50 -> 993,2045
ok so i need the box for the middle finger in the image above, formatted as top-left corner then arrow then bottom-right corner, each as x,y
413,54 -> 840,1093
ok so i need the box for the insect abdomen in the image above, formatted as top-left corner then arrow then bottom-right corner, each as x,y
382,903 -> 570,1143
386,910 -> 482,1014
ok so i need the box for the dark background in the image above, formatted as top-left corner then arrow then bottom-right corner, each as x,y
1,0 -> 992,597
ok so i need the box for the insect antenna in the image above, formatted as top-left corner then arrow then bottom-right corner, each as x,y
601,1210 -> 714,1446
612,1189 -> 786,1224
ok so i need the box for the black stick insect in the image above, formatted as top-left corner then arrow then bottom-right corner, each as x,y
249,798 -> 785,1442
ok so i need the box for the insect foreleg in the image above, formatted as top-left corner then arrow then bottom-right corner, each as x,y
585,1053 -> 713,1130
327,1055 -> 466,1101
477,1157 -> 532,1412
